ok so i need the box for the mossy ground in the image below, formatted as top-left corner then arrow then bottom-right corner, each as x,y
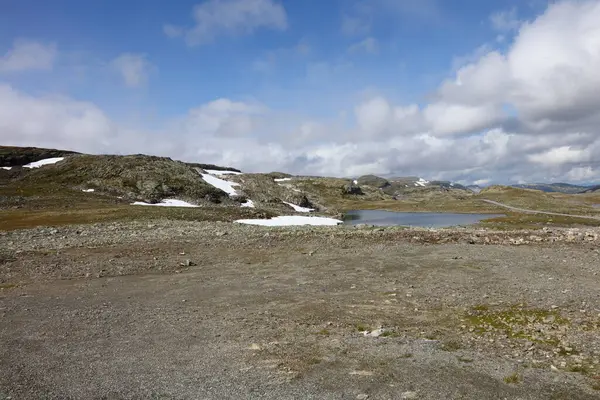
465,305 -> 570,345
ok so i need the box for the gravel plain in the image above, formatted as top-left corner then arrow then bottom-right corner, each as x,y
2,221 -> 600,399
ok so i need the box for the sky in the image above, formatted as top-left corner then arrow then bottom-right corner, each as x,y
1,0 -> 600,185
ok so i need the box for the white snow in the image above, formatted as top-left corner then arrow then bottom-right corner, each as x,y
283,201 -> 314,213
82,189 -> 95,193
23,157 -> 65,168
274,178 -> 292,182
132,199 -> 199,207
205,169 -> 242,176
353,180 -> 358,185
200,173 -> 239,196
241,199 -> 255,208
235,216 -> 342,226
1,167 -> 11,170
414,177 -> 430,187
363,328 -> 386,338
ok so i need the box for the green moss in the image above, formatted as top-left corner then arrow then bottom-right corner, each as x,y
0,283 -> 17,290
465,305 -> 570,345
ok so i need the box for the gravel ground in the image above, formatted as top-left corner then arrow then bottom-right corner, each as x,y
2,221 -> 600,399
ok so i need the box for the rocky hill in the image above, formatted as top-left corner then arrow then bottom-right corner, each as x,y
0,146 -> 79,167
581,185 -> 600,193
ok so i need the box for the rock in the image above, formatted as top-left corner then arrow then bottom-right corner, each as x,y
181,259 -> 196,267
343,183 -> 363,195
401,392 -> 418,399
357,175 -> 390,189
356,395 -> 369,400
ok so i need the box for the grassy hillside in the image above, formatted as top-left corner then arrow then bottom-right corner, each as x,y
512,183 -> 589,194
8,154 -> 233,204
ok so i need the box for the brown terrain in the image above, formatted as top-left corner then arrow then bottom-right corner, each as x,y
2,147 -> 600,399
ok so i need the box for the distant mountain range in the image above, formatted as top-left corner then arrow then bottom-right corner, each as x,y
510,183 -> 596,194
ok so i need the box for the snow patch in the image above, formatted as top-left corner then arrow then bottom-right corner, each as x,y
363,328 -> 386,338
205,169 -> 242,176
353,180 -> 358,185
241,199 -> 255,208
82,189 -> 95,193
283,201 -> 314,213
235,216 -> 342,226
200,173 -> 239,196
132,199 -> 199,208
1,167 -> 11,170
23,157 -> 65,168
274,178 -> 292,182
414,177 -> 430,187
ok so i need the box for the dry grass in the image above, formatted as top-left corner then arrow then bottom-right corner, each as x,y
480,213 -> 600,229
477,186 -> 600,216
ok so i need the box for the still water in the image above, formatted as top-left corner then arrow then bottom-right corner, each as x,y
343,210 -> 503,228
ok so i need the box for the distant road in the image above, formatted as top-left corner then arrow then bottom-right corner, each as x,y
481,199 -> 600,221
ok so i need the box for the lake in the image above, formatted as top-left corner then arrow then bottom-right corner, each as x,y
343,210 -> 503,228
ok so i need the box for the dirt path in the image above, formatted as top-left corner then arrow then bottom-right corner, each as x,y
481,199 -> 600,220
2,224 -> 600,399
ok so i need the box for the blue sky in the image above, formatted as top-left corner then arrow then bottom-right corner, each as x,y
0,0 -> 532,113
1,0 -> 600,184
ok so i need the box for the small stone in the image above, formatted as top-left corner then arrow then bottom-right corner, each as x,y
551,305 -> 559,309
550,365 -> 559,372
249,343 -> 261,350
356,395 -> 369,400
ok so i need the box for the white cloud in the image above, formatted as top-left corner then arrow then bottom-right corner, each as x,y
528,146 -> 591,166
110,53 -> 153,88
0,39 -> 57,72
423,103 -> 503,136
166,0 -> 287,46
348,37 -> 379,54
490,8 -> 521,32
4,1 -> 600,185
566,166 -> 596,182
0,83 -> 116,151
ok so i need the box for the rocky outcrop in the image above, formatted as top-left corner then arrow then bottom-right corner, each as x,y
357,175 -> 390,189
